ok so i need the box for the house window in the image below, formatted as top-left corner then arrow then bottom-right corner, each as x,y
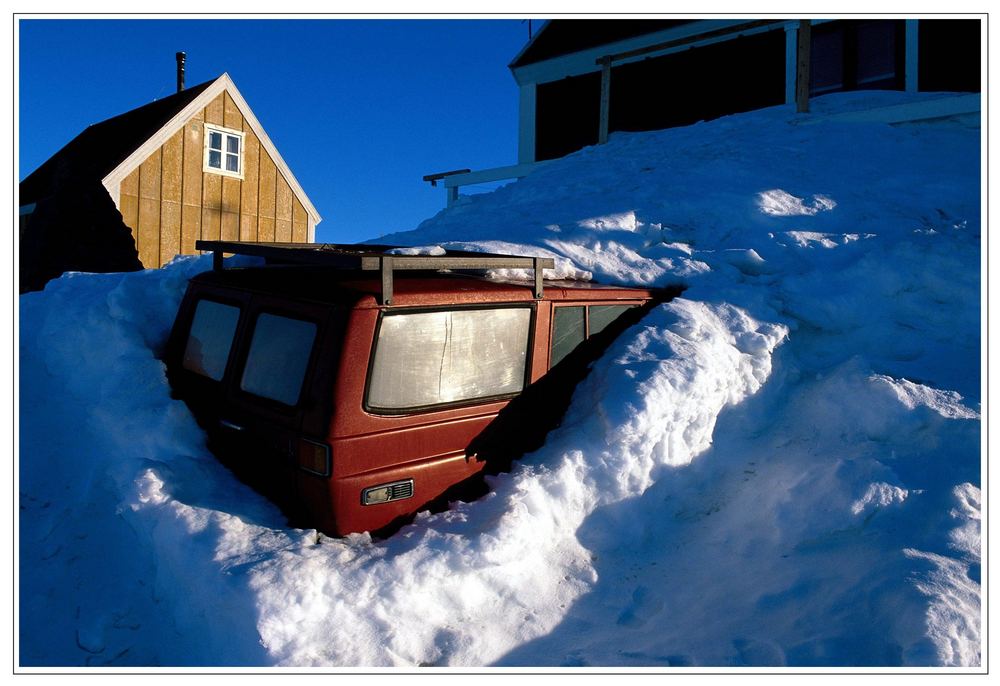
204,124 -> 244,178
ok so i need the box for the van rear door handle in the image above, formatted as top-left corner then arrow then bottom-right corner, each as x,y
219,419 -> 244,432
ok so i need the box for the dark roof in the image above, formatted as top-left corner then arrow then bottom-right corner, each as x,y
510,19 -> 695,68
19,76 -> 219,206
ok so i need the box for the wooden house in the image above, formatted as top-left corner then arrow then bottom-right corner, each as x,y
509,18 -> 982,163
19,72 -> 321,292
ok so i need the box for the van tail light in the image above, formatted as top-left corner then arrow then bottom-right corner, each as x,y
295,438 -> 331,477
362,479 -> 414,506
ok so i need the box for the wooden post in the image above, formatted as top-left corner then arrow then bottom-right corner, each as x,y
598,57 -> 611,144
905,19 -> 919,92
796,20 -> 812,113
446,186 -> 459,207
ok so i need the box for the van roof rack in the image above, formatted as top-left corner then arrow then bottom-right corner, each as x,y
196,240 -> 556,306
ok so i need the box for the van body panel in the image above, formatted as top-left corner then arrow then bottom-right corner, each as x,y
166,264 -> 662,537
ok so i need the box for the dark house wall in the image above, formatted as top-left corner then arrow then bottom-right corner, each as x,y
918,20 -> 981,92
533,28 -> 785,162
19,184 -> 143,293
524,18 -> 981,165
610,30 -> 785,134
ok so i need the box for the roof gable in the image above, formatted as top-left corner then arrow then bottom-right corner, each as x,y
21,74 -> 321,226
19,78 -> 215,206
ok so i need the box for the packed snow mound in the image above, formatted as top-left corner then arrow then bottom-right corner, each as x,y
19,91 -> 980,667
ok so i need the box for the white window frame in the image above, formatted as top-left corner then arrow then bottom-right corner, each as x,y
203,123 -> 245,179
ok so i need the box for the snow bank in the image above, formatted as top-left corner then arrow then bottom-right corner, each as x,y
19,91 -> 980,667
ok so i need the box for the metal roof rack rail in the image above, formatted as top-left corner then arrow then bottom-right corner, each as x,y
196,240 -> 556,306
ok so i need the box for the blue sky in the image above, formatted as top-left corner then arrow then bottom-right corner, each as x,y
18,18 -> 533,243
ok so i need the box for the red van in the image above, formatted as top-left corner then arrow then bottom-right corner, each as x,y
165,241 -> 668,536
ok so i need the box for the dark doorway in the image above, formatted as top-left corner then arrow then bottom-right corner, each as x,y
609,29 -> 786,133
918,20 -> 981,92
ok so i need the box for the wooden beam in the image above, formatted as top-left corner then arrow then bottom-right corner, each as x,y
905,19 -> 919,92
598,57 -> 611,145
795,20 -> 812,114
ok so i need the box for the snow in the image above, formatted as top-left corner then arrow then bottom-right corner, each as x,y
18,91 -> 981,668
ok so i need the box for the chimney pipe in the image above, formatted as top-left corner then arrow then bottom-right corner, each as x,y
175,52 -> 186,92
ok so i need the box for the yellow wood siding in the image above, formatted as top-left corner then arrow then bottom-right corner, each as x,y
292,197 -> 307,243
223,92 -> 243,131
204,92 -> 224,126
120,168 -> 139,232
258,149 -> 277,242
137,148 -> 161,269
116,88 -> 311,268
240,128 -> 260,241
275,176 -> 293,242
159,129 -> 183,266
181,114 -> 205,256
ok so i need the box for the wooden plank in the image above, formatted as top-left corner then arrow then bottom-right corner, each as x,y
258,151 -> 277,219
796,20 -> 812,114
239,212 -> 258,242
240,128 -> 260,241
160,201 -> 182,265
223,160 -> 241,239
119,167 -> 140,233
204,93 -> 225,125
161,129 -> 183,202
159,130 -> 183,264
222,176 -> 241,215
137,149 -> 161,268
138,148 -> 161,199
201,172 -> 222,241
223,91 -> 244,131
598,58 -> 611,145
258,147 -> 277,242
181,114 -> 204,255
258,215 -> 276,242
275,176 -> 293,242
181,204 -> 202,256
240,130 -> 260,212
221,211 -> 239,242
292,197 -> 307,243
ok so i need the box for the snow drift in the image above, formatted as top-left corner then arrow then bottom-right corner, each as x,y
18,91 -> 981,667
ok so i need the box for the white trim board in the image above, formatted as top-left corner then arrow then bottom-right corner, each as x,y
101,73 -> 322,228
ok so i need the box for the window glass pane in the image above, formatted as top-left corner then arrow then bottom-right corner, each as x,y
226,135 -> 240,154
589,305 -> 633,337
810,27 -> 845,94
368,308 -> 531,409
209,131 -> 223,150
226,154 -> 239,172
208,150 -> 222,168
550,306 -> 585,367
183,300 -> 240,380
241,313 -> 317,406
856,21 -> 897,85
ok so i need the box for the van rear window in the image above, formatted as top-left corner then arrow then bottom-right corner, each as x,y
368,307 -> 531,410
240,313 -> 317,406
182,299 -> 241,380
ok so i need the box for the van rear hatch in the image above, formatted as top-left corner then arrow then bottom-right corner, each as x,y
165,269 -> 348,514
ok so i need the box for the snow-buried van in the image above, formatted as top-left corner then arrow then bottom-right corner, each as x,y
166,241 -> 673,537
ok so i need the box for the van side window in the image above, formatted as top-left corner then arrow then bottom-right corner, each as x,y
182,299 -> 241,381
240,313 -> 317,406
551,304 -> 636,368
368,307 -> 531,410
589,305 -> 633,337
550,306 -> 585,367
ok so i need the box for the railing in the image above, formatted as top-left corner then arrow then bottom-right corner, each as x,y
424,161 -> 547,206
